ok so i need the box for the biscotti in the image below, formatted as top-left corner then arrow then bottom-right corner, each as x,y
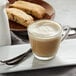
6,8 -> 34,27
10,1 -> 46,19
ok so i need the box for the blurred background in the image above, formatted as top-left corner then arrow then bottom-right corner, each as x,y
45,0 -> 76,27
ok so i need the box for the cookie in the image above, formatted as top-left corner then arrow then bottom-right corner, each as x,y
10,1 -> 46,19
6,8 -> 34,27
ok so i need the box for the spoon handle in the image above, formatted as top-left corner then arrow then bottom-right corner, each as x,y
0,49 -> 32,65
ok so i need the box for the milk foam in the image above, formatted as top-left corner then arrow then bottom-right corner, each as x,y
28,22 -> 60,39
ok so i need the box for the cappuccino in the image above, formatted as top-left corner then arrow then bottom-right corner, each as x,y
28,20 -> 62,60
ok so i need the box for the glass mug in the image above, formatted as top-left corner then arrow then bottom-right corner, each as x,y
27,20 -> 70,60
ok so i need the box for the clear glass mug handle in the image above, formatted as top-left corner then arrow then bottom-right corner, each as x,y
61,25 -> 71,41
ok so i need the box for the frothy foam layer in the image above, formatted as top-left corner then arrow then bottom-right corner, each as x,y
28,21 -> 61,39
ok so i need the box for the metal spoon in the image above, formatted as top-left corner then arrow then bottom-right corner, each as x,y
67,27 -> 76,39
0,49 -> 32,65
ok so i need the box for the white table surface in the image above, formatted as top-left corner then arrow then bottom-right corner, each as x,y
45,0 -> 76,27
0,39 -> 76,74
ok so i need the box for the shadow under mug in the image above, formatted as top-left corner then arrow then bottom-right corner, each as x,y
27,20 -> 70,60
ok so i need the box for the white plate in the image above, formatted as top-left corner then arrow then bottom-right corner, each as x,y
0,39 -> 76,73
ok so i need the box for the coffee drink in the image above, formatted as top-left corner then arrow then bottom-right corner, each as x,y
28,20 -> 62,60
